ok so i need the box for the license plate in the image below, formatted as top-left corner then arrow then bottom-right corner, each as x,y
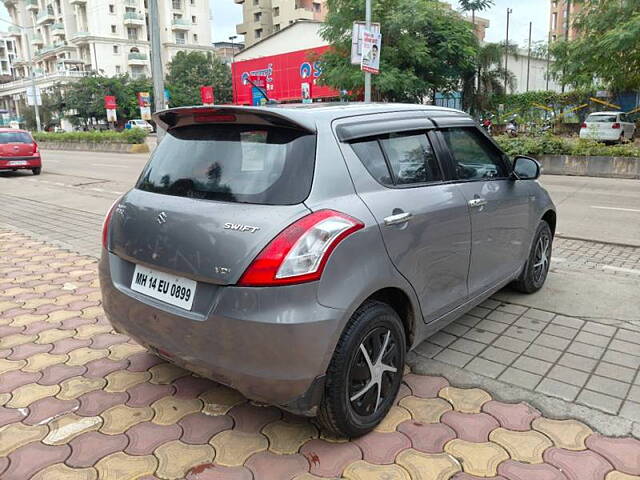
9,161 -> 27,166
131,265 -> 196,311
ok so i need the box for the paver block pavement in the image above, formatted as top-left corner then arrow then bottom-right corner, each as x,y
1,227 -> 639,479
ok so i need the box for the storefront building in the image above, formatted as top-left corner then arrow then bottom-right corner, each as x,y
231,20 -> 339,105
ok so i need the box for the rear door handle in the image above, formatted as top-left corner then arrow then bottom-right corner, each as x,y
468,198 -> 488,208
384,212 -> 412,226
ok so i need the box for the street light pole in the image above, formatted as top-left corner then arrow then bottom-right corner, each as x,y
526,21 -> 532,92
148,0 -> 165,142
23,29 -> 41,132
504,8 -> 512,94
229,35 -> 237,62
364,0 -> 372,103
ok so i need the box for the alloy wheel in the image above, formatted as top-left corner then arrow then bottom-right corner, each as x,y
347,327 -> 401,417
533,233 -> 551,283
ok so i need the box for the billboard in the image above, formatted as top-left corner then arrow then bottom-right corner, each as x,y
232,46 -> 339,105
361,30 -> 382,74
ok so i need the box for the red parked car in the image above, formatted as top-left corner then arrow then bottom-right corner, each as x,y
0,128 -> 41,175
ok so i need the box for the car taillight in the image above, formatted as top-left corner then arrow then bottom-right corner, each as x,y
101,197 -> 122,250
581,123 -> 587,128
612,123 -> 621,129
33,142 -> 39,153
238,210 -> 364,287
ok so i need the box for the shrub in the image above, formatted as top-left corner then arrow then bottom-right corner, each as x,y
494,135 -> 640,158
32,129 -> 147,145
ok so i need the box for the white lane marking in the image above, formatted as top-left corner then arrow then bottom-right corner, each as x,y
91,163 -> 128,168
591,206 -> 640,213
602,265 -> 640,275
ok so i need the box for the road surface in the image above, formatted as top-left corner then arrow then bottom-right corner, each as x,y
0,149 -> 639,246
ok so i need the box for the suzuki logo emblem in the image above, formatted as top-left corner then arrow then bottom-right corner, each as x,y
157,212 -> 168,225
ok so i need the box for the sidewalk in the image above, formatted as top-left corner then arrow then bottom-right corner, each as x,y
1,227 -> 640,479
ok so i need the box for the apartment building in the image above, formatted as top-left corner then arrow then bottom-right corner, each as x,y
0,0 -> 215,115
235,0 -> 326,48
0,34 -> 17,80
549,0 -> 582,42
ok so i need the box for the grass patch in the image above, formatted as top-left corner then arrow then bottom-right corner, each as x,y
494,135 -> 640,158
33,129 -> 148,145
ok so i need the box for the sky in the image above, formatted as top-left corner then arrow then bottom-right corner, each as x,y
0,0 -> 550,47
210,0 -> 551,45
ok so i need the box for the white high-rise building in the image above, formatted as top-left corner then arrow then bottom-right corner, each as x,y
0,0 -> 215,118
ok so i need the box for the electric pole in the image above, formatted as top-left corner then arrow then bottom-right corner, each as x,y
504,8 -> 512,95
148,0 -> 165,141
364,0 -> 372,103
526,22 -> 532,92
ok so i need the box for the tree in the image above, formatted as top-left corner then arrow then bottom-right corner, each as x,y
459,0 -> 494,114
165,51 -> 232,107
459,0 -> 494,30
22,84 -> 65,130
464,42 -> 517,113
63,74 -> 152,127
551,0 -> 640,91
318,0 -> 478,103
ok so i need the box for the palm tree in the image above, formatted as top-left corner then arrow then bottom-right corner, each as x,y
459,0 -> 494,36
466,42 -> 517,114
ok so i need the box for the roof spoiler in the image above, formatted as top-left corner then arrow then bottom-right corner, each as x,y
153,105 -> 316,134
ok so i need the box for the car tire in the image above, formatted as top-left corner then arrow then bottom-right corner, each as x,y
317,300 -> 406,438
512,220 -> 553,294
32,168 -> 41,175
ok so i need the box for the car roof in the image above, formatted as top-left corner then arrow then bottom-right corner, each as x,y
154,103 -> 470,133
0,128 -> 30,134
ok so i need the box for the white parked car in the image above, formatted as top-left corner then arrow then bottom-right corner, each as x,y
579,112 -> 636,144
125,119 -> 154,133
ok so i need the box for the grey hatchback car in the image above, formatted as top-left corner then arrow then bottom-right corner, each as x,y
100,103 -> 556,437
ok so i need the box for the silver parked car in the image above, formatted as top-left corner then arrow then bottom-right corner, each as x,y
100,104 -> 556,437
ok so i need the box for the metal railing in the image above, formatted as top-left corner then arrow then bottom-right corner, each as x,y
0,70 -> 90,92
36,7 -> 55,22
171,18 -> 190,27
124,12 -> 144,21
128,52 -> 147,60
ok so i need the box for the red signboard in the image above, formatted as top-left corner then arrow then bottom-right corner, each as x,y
249,75 -> 267,88
200,86 -> 215,105
104,96 -> 117,110
232,46 -> 339,105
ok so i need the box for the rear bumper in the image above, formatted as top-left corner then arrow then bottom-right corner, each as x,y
0,156 -> 41,170
99,250 -> 344,415
579,130 -> 621,141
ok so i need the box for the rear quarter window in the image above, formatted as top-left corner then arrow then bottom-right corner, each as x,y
136,124 -> 316,205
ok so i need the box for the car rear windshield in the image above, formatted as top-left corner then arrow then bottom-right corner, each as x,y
0,132 -> 32,144
586,115 -> 617,123
136,124 -> 316,205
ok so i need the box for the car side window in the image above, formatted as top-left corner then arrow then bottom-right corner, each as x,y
379,133 -> 442,185
350,132 -> 442,187
441,127 -> 508,181
350,139 -> 394,186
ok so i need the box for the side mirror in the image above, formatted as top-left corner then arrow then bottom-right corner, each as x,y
512,156 -> 541,180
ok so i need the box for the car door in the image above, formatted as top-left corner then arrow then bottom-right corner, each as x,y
621,114 -> 635,139
339,125 -> 472,322
436,126 -> 533,297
